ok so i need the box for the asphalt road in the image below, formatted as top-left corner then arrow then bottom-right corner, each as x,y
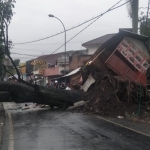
1,102 -> 150,150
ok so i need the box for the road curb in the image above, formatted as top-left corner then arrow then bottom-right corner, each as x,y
96,116 -> 150,138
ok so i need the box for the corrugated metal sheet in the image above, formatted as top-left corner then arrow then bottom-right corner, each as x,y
137,73 -> 147,85
106,54 -> 129,76
106,53 -> 147,85
126,69 -> 139,82
50,67 -> 81,81
63,67 -> 81,77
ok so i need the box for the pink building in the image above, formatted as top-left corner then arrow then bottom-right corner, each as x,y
31,51 -> 74,85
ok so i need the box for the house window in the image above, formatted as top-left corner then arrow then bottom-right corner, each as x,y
122,42 -> 128,48
129,49 -> 135,55
139,51 -> 144,57
48,63 -> 55,68
122,50 -> 127,56
143,62 -> 149,69
124,38 -> 130,44
131,45 -> 137,51
129,57 -> 134,63
136,64 -> 141,69
135,55 -> 141,62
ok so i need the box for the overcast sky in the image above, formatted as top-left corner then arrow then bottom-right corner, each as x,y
8,0 -> 148,62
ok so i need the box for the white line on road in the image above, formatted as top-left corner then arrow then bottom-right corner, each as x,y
96,116 -> 150,138
8,112 -> 14,150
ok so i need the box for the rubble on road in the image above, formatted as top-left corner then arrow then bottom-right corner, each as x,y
67,100 -> 86,110
22,104 -> 30,110
117,116 -> 124,119
21,103 -> 50,110
74,101 -> 85,107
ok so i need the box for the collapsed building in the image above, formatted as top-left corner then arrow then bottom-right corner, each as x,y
83,30 -> 150,86
70,30 -> 150,116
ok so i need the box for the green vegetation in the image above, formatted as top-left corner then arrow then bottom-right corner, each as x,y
139,14 -> 150,36
0,0 -> 15,79
14,59 -> 20,67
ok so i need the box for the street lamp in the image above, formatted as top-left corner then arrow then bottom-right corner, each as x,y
48,14 -> 67,76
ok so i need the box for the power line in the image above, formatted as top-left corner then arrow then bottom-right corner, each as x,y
12,0 -> 130,62
11,47 -> 54,52
11,48 -> 88,57
13,0 -> 124,45
11,52 -> 38,57
13,41 -> 82,46
38,0 -> 131,61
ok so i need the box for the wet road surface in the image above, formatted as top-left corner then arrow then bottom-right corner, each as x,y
1,102 -> 150,150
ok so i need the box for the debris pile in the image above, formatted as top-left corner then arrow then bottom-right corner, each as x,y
72,72 -> 148,117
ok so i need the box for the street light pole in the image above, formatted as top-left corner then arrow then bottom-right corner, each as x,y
48,14 -> 67,78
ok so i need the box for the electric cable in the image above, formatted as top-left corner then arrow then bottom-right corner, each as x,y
37,0 -> 131,62
11,52 -> 38,57
13,0 -> 127,45
12,0 -> 131,62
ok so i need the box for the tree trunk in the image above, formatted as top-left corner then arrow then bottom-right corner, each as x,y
0,82 -> 83,108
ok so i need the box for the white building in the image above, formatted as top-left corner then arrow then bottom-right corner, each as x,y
82,34 -> 115,55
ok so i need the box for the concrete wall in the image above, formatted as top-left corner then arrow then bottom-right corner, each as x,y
69,53 -> 79,70
69,54 -> 91,71
79,56 -> 91,67
44,67 -> 62,76
87,46 -> 99,55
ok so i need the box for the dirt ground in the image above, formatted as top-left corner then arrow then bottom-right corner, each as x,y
73,100 -> 150,123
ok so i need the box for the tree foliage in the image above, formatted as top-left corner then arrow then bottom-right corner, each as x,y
0,0 -> 15,22
14,59 -> 20,67
139,13 -> 150,36
125,1 -> 150,36
0,0 -> 15,79
0,0 -> 15,51
0,38 -> 4,77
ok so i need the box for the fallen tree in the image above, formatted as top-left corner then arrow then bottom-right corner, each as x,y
0,82 -> 83,108
0,1 -> 83,109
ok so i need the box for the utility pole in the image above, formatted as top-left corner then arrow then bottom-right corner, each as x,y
145,0 -> 150,35
132,0 -> 139,33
